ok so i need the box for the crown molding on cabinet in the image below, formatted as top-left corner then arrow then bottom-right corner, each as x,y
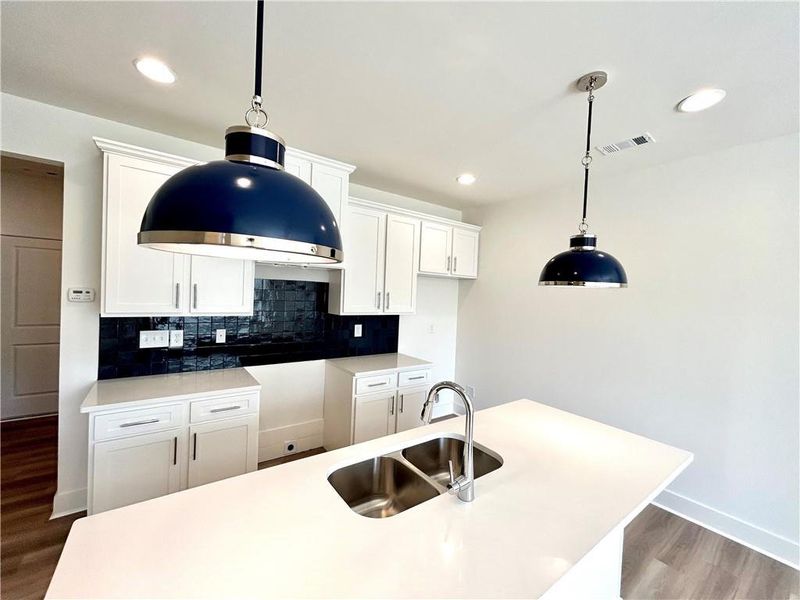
348,197 -> 481,231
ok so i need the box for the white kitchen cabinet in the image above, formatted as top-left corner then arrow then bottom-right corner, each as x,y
189,256 -> 254,315
419,220 -> 480,279
95,138 -> 256,317
83,369 -> 261,514
188,415 -> 258,488
323,356 -> 433,450
395,386 -> 429,432
353,391 -> 396,444
92,428 -> 185,514
329,202 -> 420,315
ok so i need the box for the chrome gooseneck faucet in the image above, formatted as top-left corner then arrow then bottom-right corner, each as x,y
421,381 -> 475,502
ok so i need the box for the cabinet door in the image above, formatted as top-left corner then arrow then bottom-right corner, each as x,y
452,228 -> 479,278
310,164 -> 348,231
384,214 -> 420,314
283,155 -> 312,183
103,154 -> 189,315
341,206 -> 386,314
92,429 -> 185,514
396,387 -> 429,432
419,222 -> 453,276
353,392 -> 396,443
188,415 -> 258,489
189,256 -> 254,315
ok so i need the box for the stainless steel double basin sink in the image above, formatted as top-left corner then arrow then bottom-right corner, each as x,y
327,436 -> 503,518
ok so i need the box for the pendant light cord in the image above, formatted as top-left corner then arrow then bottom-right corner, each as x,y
254,0 -> 264,99
580,79 -> 595,233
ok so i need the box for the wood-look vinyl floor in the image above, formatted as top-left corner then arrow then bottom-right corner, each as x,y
1,416 -> 797,600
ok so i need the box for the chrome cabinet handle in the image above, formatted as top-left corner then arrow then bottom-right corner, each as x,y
367,382 -> 386,388
408,375 -> 425,381
376,291 -> 381,310
390,396 -> 395,416
453,256 -> 458,273
400,394 -> 404,413
173,436 -> 177,465
446,256 -> 451,272
210,405 -> 241,413
120,418 -> 159,428
175,283 -> 180,309
386,292 -> 390,311
193,284 -> 198,309
192,432 -> 198,460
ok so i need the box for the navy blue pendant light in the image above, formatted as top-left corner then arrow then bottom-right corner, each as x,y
138,0 -> 342,264
539,72 -> 627,287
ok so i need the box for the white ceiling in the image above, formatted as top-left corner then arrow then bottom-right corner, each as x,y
2,1 -> 797,208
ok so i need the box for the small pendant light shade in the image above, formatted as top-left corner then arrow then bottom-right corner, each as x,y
539,71 -> 627,288
539,234 -> 627,287
138,0 -> 342,264
138,127 -> 342,263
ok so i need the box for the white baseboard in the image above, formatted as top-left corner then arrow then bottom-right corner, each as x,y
258,418 -> 324,463
654,488 -> 799,570
51,487 -> 87,519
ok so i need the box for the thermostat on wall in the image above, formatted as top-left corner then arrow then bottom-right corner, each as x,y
67,287 -> 95,302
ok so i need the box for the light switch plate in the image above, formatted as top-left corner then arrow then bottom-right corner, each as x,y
139,330 -> 169,349
215,329 -> 226,343
354,324 -> 362,338
169,330 -> 184,348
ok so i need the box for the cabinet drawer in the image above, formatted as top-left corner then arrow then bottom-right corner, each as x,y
355,373 -> 397,395
93,404 -> 185,441
189,393 -> 258,423
398,369 -> 431,388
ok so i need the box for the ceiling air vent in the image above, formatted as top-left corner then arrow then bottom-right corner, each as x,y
596,132 -> 656,155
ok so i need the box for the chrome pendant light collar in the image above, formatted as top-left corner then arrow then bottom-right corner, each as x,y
538,71 -> 627,288
138,0 -> 343,264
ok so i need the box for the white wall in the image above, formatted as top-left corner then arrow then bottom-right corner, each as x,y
1,93 -> 224,516
456,134 -> 799,566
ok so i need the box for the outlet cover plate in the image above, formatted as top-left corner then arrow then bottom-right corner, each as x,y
215,329 -> 226,343
139,330 -> 169,349
354,324 -> 363,338
169,330 -> 184,348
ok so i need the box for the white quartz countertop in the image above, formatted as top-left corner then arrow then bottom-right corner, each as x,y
326,352 -> 432,376
48,399 -> 692,599
80,368 -> 260,413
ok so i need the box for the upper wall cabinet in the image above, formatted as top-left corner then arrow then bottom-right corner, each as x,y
282,150 -> 355,270
96,139 -> 254,317
328,202 -> 420,316
419,221 -> 479,279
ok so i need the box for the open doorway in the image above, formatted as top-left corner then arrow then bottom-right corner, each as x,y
1,154 -> 64,420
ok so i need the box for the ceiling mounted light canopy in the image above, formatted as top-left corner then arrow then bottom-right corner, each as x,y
138,0 -> 342,264
539,71 -> 627,288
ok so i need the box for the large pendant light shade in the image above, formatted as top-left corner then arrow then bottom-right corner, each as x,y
137,1 -> 343,264
539,71 -> 627,287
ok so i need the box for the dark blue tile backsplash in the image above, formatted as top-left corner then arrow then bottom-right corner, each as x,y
98,278 -> 399,380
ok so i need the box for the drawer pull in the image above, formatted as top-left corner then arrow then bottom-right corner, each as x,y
119,418 -> 159,428
193,432 -> 198,461
210,405 -> 241,413
173,437 -> 177,465
408,375 -> 425,381
367,382 -> 386,388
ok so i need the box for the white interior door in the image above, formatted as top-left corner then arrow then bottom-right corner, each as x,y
452,228 -> 479,278
342,206 -> 386,314
189,256 -> 254,315
384,214 -> 420,314
419,222 -> 453,275
0,236 -> 61,419
187,416 -> 258,488
92,429 -> 184,514
353,392 -> 395,443
396,387 -> 429,432
103,154 -> 189,315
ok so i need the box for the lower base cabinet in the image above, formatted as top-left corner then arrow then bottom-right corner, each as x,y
86,391 -> 259,514
92,429 -> 186,514
352,385 -> 430,444
188,416 -> 258,488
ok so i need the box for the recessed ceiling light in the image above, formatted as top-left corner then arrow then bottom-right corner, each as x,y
134,57 -> 176,84
677,88 -> 726,113
456,173 -> 476,186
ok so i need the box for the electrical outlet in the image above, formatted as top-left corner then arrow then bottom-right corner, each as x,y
215,329 -> 226,343
427,323 -> 436,334
354,324 -> 362,338
283,440 -> 297,454
169,330 -> 184,348
139,330 -> 169,349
